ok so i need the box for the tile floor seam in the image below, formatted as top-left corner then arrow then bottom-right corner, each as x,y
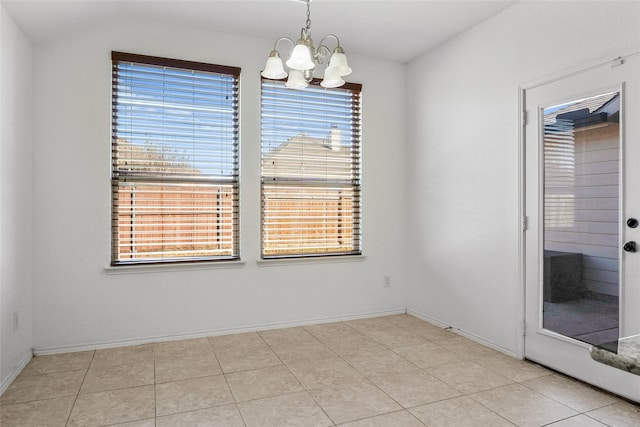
410,410 -> 430,427
582,407 -> 616,427
280,357 -> 309,393
367,383 -> 459,412
238,387 -> 317,405
538,413 -> 592,427
425,371 -> 515,396
64,350 -> 95,427
259,334 -> 307,391
515,377 -> 595,415
305,385 -> 340,426
585,400 -> 631,415
74,381 -> 160,395
153,347 -> 157,422
155,371 -> 223,385
209,347 -> 225,375
338,408 -> 429,427
221,364 -> 309,404
586,398 -> 628,413
66,383 -> 157,424
79,368 -> 155,395
469,383 -> 583,427
459,393 -> 521,427
222,371 -> 240,404
155,377 -> 234,418
476,358 -> 551,382
410,393 -> 469,408
450,381 -> 509,398
153,404 -> 232,420
106,414 -> 154,426
361,374 -> 407,410
519,371 -> 633,415
233,401 -> 249,427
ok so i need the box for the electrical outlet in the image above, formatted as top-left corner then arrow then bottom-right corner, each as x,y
13,311 -> 19,332
383,276 -> 391,287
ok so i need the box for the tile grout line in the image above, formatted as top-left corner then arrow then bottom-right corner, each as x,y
153,344 -> 157,425
259,328 -> 337,425
65,350 -> 96,427
208,337 -> 250,426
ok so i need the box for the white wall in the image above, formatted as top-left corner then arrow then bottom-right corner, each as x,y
406,1 -> 640,355
0,4 -> 33,391
31,19 -> 407,351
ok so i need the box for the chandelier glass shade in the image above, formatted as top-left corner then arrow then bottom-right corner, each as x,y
284,69 -> 309,89
261,0 -> 352,89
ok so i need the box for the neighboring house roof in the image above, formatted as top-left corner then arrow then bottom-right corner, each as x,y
545,92 -> 619,127
262,130 -> 354,182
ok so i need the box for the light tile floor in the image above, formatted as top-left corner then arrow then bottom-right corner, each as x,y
1,314 -> 639,426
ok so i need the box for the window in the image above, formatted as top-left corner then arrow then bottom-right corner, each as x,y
111,52 -> 240,265
260,79 -> 362,258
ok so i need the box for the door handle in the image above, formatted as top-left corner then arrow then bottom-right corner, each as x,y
623,241 -> 636,252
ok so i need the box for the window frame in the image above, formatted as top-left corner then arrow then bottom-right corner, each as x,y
110,51 -> 241,266
260,78 -> 362,260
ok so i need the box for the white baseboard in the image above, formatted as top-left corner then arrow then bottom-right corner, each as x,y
1,350 -> 32,396
406,308 -> 451,329
33,308 -> 407,356
407,308 -> 517,358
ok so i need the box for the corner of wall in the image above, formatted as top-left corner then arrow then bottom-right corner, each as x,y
0,3 -> 34,393
0,351 -> 32,396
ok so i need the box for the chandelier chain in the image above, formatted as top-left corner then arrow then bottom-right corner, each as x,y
305,0 -> 311,33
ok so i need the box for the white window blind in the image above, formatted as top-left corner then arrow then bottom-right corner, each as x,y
544,116 -> 576,228
261,79 -> 362,258
111,52 -> 240,265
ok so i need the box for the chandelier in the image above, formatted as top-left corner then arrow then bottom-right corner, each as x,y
261,0 -> 352,89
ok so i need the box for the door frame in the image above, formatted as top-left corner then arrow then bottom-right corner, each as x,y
517,48 -> 640,362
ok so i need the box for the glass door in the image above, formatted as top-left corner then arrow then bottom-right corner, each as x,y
524,52 -> 640,402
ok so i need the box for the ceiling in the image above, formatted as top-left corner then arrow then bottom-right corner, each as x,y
1,0 -> 516,63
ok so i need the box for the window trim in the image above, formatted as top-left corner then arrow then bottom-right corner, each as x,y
104,259 -> 246,275
256,254 -> 366,267
111,51 -> 240,77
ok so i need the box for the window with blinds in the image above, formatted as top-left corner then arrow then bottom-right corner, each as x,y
260,79 -> 362,258
111,52 -> 240,265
